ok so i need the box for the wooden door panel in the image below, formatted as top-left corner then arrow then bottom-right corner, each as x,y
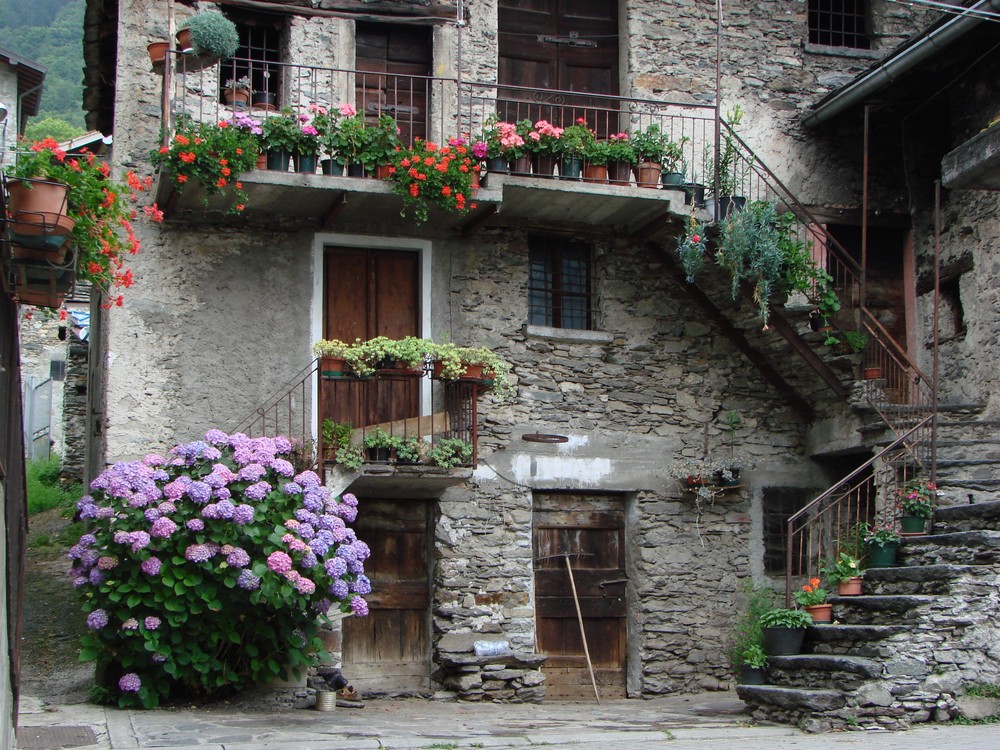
356,23 -> 430,141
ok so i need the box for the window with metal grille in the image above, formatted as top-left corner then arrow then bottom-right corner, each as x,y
808,0 -> 870,49
528,237 -> 593,330
218,12 -> 284,108
762,488 -> 808,574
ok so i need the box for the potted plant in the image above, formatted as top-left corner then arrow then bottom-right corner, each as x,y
363,426 -> 398,462
897,478 -> 939,534
364,115 -> 402,178
150,114 -> 260,214
177,10 -> 239,59
861,522 -> 901,568
556,119 -> 594,180
716,200 -> 786,324
604,132 -> 636,185
631,124 -> 669,187
676,213 -> 709,283
728,580 -> 775,685
321,418 -> 353,461
387,139 -> 477,224
396,437 -> 424,465
583,139 -> 611,183
428,343 -> 514,399
738,644 -> 768,685
479,113 -> 512,176
524,119 -> 563,178
312,339 -> 353,377
793,577 -> 831,623
260,108 -> 303,172
428,437 -> 473,468
759,607 -> 813,655
323,108 -> 372,176
707,104 -> 747,214
822,552 -> 864,596
223,76 -> 252,108
381,336 -> 430,373
660,137 -> 689,186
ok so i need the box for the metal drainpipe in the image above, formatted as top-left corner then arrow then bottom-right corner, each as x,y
802,0 -> 997,129
861,105 -> 870,313
714,0 -> 722,223
932,181 -> 941,484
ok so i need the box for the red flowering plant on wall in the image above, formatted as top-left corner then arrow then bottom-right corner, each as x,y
8,137 -> 162,307
386,138 -> 478,224
150,114 -> 261,214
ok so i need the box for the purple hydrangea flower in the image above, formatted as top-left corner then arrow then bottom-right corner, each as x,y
267,551 -> 293,574
144,616 -> 161,630
237,570 -> 260,590
233,505 -> 254,525
351,575 -> 372,595
282,482 -> 303,496
121,618 -> 139,630
352,541 -> 371,561
275,436 -> 293,453
347,559 -> 365,575
186,481 -> 212,503
294,576 -> 316,595
287,538 -> 308,553
118,673 -> 141,692
130,531 -> 151,552
151,469 -> 170,482
144,453 -> 167,466
203,446 -> 222,460
341,492 -> 358,507
308,538 -> 330,557
150,517 -> 178,539
325,556 -> 348,578
302,494 -> 324,513
186,518 -> 205,532
79,534 -> 97,548
88,568 -> 105,585
237,463 -> 267,482
151,653 -> 167,663
87,609 -> 109,629
294,509 -> 318,525
80,550 -> 99,568
68,544 -> 84,560
226,548 -> 250,568
185,544 -> 215,563
204,429 -> 229,444
97,556 -> 119,570
313,598 -> 331,614
271,458 -> 294,477
350,596 -> 369,617
294,470 -> 321,487
73,576 -> 87,588
329,580 -> 349,599
144,507 -> 161,523
298,524 -> 315,540
245,481 -> 271,501
301,551 -> 318,569
213,487 -> 232,500
141,557 -> 162,576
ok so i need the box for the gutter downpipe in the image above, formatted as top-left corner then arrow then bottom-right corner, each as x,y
801,0 -> 998,128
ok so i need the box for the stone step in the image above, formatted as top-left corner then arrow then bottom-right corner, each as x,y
862,563 -> 974,595
805,624 -> 907,657
736,685 -> 848,733
831,594 -> 933,625
900,529 -> 1000,566
766,654 -> 881,691
933,500 -> 1000,533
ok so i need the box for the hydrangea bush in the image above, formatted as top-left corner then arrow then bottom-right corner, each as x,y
69,431 -> 370,708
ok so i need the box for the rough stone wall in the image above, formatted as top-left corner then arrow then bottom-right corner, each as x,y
61,342 -> 89,486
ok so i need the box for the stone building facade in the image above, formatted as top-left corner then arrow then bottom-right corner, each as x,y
81,0 -> 1000,708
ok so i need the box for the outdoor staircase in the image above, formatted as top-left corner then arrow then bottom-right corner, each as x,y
738,499 -> 1000,732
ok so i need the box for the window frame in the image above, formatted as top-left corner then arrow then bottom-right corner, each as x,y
218,11 -> 285,108
527,236 -> 595,331
807,0 -> 871,51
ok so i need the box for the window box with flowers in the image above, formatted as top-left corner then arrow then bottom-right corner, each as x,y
5,138 -> 161,309
386,139 -> 478,225
150,114 -> 260,214
897,478 -> 939,534
427,342 -> 514,400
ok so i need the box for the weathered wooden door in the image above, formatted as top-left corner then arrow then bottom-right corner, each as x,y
499,0 -> 619,131
533,493 -> 627,699
342,499 -> 431,692
321,247 -> 420,429
355,23 -> 432,145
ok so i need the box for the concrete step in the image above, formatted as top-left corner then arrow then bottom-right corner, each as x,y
830,594 -> 933,626
900,529 -> 1000,566
766,654 -> 881,691
805,624 -> 907,658
862,563 -> 975,595
736,685 -> 848,733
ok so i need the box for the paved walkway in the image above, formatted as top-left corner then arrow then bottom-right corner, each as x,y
16,691 -> 1000,750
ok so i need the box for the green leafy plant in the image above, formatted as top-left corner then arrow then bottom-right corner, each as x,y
428,438 -> 473,468
70,431 -> 371,708
717,200 -> 785,323
26,454 -> 81,515
860,521 -> 900,548
676,212 -> 709,282
583,139 -> 611,166
661,136 -> 689,173
428,343 -> 514,399
898,478 -> 939,519
312,339 -> 353,358
631,123 -> 670,163
603,133 -> 636,164
727,580 -> 776,670
395,437 -> 424,464
363,427 -> 398,452
387,139 -> 477,224
707,104 -> 748,197
759,607 -> 813,629
150,114 -> 260,214
822,552 -> 863,585
382,336 -> 430,369
180,10 -> 239,59
321,419 -> 353,459
363,115 -> 402,170
741,644 -> 767,669
556,121 -> 595,157
334,445 -> 365,470
261,108 -> 305,154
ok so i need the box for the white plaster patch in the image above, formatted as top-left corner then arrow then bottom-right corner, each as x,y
510,454 -> 613,484
558,434 -> 590,451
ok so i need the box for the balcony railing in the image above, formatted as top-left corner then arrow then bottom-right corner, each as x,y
232,358 -> 480,472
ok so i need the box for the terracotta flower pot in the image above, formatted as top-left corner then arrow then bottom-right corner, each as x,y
223,88 -> 251,107
805,603 -> 833,623
175,28 -> 193,52
147,41 -> 169,66
837,577 -> 863,596
635,161 -> 663,188
5,179 -> 73,236
584,164 -> 609,184
320,356 -> 348,378
863,366 -> 883,380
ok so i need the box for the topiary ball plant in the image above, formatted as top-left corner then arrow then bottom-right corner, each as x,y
69,430 -> 371,708
180,10 -> 239,59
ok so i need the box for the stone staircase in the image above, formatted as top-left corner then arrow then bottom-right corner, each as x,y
737,500 -> 1000,732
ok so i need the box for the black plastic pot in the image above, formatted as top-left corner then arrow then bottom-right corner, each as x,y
762,626 -> 805,656
739,666 -> 767,685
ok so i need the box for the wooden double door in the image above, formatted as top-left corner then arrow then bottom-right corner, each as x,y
533,493 -> 627,699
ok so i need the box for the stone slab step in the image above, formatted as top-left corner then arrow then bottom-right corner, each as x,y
805,624 -> 906,657
900,529 -> 1000,565
933,500 -> 1000,532
831,594 -> 933,625
736,684 -> 847,711
766,654 -> 881,690
862,563 -> 974,595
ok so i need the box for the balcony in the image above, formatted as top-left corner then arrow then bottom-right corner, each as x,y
155,55 -> 718,235
235,359 -> 483,498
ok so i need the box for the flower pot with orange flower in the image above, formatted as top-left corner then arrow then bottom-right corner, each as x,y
386,138 -> 478,225
794,578 -> 831,623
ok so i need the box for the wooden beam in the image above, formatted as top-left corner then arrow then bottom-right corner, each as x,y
211,0 -> 461,24
458,204 -> 498,237
763,306 -> 849,400
626,211 -> 682,245
659,251 -> 816,419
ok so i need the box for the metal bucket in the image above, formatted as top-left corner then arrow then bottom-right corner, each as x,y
315,690 -> 337,712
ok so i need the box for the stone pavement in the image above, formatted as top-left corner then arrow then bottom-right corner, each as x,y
16,692 -> 1000,750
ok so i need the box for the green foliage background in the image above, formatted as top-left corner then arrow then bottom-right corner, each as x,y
0,0 -> 86,137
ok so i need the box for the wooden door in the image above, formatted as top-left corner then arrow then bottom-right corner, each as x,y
355,23 -> 431,145
533,493 -> 626,699
321,247 -> 420,430
499,0 -> 619,132
342,499 -> 430,692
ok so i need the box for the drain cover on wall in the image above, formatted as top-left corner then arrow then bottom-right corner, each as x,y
16,725 -> 97,750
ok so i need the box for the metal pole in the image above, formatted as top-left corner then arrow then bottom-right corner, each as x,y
932,180 -> 941,483
861,104 -> 870,315
565,556 -> 600,705
714,0 -> 722,223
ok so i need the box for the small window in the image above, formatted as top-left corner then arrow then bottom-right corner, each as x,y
939,276 -> 967,340
219,13 -> 284,108
49,360 -> 66,382
808,0 -> 870,50
528,237 -> 593,330
763,488 -> 807,574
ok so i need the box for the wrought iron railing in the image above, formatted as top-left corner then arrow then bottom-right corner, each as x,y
231,358 -> 479,471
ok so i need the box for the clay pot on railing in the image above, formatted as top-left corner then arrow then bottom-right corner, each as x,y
5,178 -> 74,237
147,41 -> 169,67
635,161 -> 663,188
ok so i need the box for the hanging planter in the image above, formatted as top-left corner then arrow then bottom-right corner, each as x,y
5,178 -> 73,236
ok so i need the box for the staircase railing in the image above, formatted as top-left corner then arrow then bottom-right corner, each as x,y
721,123 -> 936,448
783,416 -> 933,606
